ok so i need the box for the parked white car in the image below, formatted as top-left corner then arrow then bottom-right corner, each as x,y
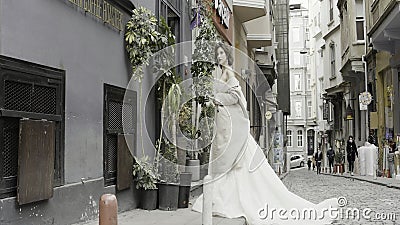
290,154 -> 305,168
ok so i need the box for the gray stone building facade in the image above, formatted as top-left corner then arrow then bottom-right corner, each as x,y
0,0 -> 190,224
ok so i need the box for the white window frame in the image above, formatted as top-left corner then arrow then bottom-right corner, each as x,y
293,53 -> 301,66
287,130 -> 293,147
330,44 -> 335,78
307,100 -> 312,118
295,101 -> 302,118
292,27 -> 300,43
294,74 -> 301,91
297,130 -> 303,147
355,0 -> 365,41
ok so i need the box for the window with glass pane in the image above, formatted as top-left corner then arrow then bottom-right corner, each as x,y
330,44 -> 335,77
294,53 -> 301,66
292,27 -> 300,43
294,74 -> 301,91
307,100 -> 312,118
297,130 -> 303,147
355,0 -> 364,41
295,101 -> 302,118
356,20 -> 364,40
287,130 -> 293,147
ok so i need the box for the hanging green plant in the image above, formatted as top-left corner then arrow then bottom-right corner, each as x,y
189,2 -> 221,161
125,7 -> 173,81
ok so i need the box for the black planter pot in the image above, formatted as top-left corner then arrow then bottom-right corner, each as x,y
178,186 -> 190,208
158,183 -> 179,211
178,172 -> 192,208
139,189 -> 158,210
200,164 -> 208,180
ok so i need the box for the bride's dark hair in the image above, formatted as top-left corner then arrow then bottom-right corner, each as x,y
214,42 -> 233,66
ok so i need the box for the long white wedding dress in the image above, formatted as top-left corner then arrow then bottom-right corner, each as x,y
192,76 -> 338,225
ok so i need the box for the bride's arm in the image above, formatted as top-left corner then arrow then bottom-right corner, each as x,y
214,91 -> 239,106
214,70 -> 239,106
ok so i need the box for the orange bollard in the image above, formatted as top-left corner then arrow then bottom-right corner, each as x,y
99,194 -> 118,225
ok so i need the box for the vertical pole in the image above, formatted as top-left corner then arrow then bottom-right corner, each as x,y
99,194 -> 118,225
203,104 -> 217,225
202,175 -> 213,225
362,0 -> 369,142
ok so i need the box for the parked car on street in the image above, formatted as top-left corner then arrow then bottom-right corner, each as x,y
290,154 -> 305,168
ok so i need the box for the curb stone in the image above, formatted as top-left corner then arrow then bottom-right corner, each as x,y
321,172 -> 400,190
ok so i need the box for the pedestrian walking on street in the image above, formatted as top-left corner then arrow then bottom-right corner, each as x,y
314,149 -> 323,174
346,136 -> 358,176
307,157 -> 312,170
327,148 -> 335,173
368,129 -> 377,146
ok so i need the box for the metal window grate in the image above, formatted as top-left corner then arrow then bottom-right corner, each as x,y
4,81 -> 57,115
108,101 -> 122,131
0,56 -> 65,199
105,135 -> 117,183
5,81 -> 32,112
2,118 -> 19,178
122,103 -> 134,131
32,85 -> 57,114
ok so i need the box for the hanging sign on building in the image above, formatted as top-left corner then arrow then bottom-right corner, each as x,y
346,105 -> 354,120
359,91 -> 372,111
215,0 -> 230,29
212,0 -> 233,44
323,102 -> 329,120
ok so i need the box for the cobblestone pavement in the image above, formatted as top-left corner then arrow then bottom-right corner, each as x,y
283,168 -> 400,225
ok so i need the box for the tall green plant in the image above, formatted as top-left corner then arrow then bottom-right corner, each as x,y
190,2 -> 220,160
125,7 -> 177,184
192,3 -> 218,103
125,7 -> 170,81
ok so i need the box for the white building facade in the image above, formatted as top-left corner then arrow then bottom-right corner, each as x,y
287,2 -> 316,157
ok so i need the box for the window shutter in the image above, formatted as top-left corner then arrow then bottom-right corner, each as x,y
117,134 -> 133,191
18,119 -> 55,205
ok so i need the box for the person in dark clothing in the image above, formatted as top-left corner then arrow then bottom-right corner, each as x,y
314,149 -> 323,174
389,138 -> 397,153
346,136 -> 358,176
368,130 -> 377,146
307,157 -> 312,170
327,148 -> 335,173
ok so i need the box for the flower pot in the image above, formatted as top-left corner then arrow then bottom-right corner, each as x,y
186,159 -> 200,181
179,172 -> 192,186
158,183 -> 179,211
200,164 -> 208,180
178,172 -> 192,208
139,189 -> 158,210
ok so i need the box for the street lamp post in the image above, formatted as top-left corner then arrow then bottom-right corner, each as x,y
300,49 -> 309,157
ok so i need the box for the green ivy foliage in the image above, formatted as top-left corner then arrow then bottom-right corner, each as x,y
125,7 -> 173,81
132,156 -> 159,190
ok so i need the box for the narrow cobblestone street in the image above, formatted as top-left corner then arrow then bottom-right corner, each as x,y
283,168 -> 400,225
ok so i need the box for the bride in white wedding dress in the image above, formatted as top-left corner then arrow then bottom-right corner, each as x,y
191,43 -> 339,225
